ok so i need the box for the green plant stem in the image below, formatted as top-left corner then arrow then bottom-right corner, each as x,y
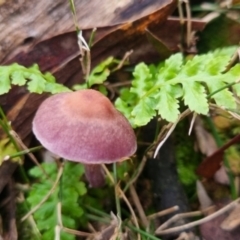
88,28 -> 96,47
206,117 -> 237,199
207,81 -> 239,99
0,107 -> 19,151
113,163 -> 122,233
84,205 -> 111,219
86,214 -> 111,224
0,106 -> 29,183
127,224 -> 161,240
4,146 -> 43,160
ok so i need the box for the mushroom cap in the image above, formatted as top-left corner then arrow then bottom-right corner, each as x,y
32,89 -> 137,164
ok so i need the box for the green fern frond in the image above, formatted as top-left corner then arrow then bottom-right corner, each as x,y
115,47 -> 240,127
26,162 -> 87,240
0,63 -> 70,95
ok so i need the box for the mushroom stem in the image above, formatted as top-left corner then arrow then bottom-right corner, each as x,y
84,164 -> 105,188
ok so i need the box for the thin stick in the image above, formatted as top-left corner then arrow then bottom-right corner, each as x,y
62,227 -> 94,237
113,163 -> 122,233
129,184 -> 149,227
108,81 -> 132,88
10,130 -> 49,179
147,206 -> 179,220
155,198 -> 240,235
101,164 -> 141,240
56,201 -> 94,237
185,0 -> 192,48
154,120 -> 179,158
157,210 -> 203,232
112,50 -> 133,72
124,154 -> 148,191
21,163 -> 64,222
188,112 -> 197,136
120,189 -> 141,240
154,109 -> 191,158
18,192 -> 42,239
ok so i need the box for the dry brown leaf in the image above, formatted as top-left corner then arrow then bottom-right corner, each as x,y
221,204 -> 240,231
194,117 -> 218,157
196,180 -> 213,210
0,0 -> 177,63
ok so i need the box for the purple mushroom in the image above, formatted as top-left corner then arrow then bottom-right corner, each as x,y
32,89 -> 137,187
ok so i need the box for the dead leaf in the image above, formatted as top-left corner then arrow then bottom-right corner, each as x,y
221,204 -> 240,231
200,206 -> 240,240
196,180 -> 213,210
196,135 -> 240,178
0,0 -> 177,63
194,117 -> 218,157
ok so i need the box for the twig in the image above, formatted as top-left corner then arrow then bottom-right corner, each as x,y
62,227 -> 94,237
188,112 -> 197,136
147,206 -> 179,220
120,189 -> 141,240
157,210 -> 203,232
124,154 -> 148,192
154,109 -> 191,158
112,50 -> 133,72
185,0 -> 192,48
155,198 -> 240,235
101,164 -> 141,240
69,0 -> 91,83
56,201 -> 94,237
9,130 -> 49,179
129,184 -> 149,227
178,0 -> 193,50
154,119 -> 179,158
21,163 -> 64,222
108,81 -> 132,88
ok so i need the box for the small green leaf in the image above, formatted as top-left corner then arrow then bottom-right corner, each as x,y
205,56 -> 231,74
132,97 -> 156,126
155,86 -> 180,122
0,63 -> 72,95
131,62 -> 153,97
180,55 -> 203,76
182,81 -> 209,114
88,57 -> 119,87
115,97 -> 133,125
11,70 -> 27,86
29,163 -> 57,178
72,83 -> 88,91
27,162 -> 87,238
27,75 -> 46,93
158,53 -> 183,80
45,82 -> 71,94
0,67 -> 11,94
227,65 -> 240,96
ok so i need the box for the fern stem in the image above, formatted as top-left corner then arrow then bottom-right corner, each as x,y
207,81 -> 239,99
